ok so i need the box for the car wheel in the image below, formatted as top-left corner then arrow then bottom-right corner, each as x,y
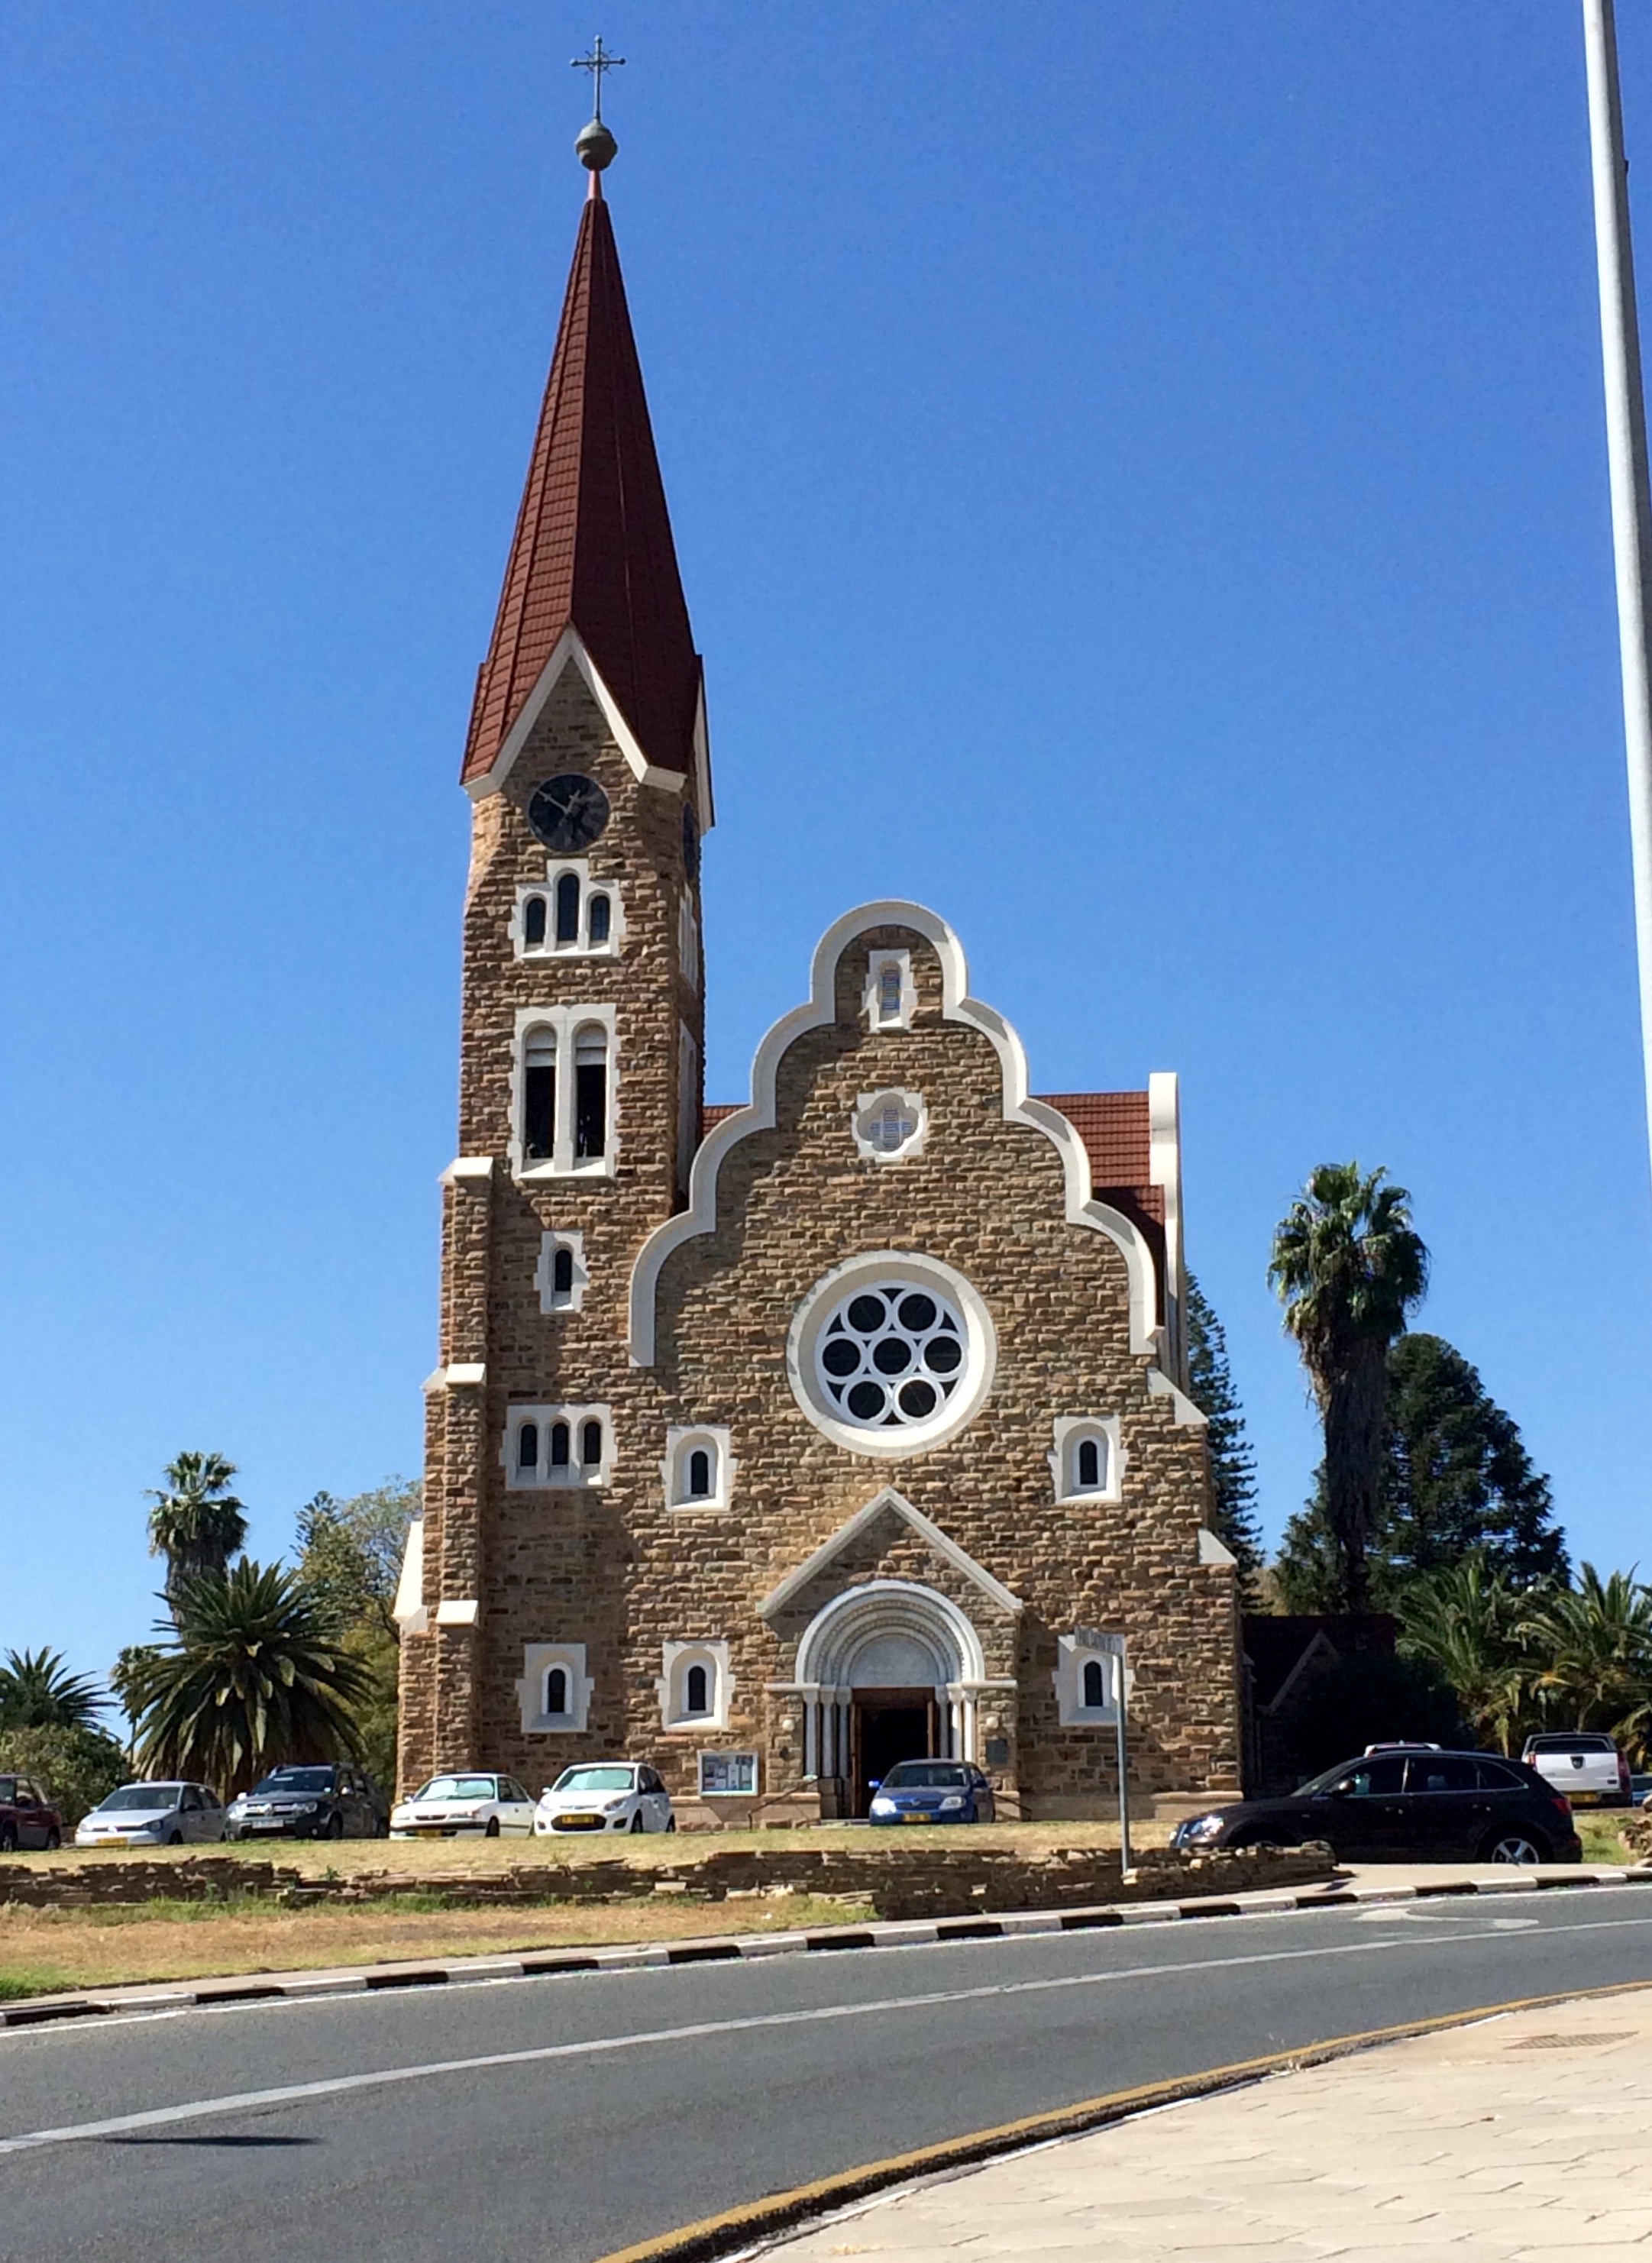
1482,1829 -> 1546,1865
0,1825 -> 16,1856
326,1812 -> 345,1841
485,1815 -> 500,1838
44,1828 -> 60,1851
629,1812 -> 645,1834
665,1815 -> 677,1833
166,1830 -> 184,1847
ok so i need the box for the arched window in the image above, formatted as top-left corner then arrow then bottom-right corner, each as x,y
574,1026 -> 607,1159
523,894 -> 548,948
523,1028 -> 556,1161
1082,1658 -> 1107,1710
580,1418 -> 603,1468
1077,1437 -> 1101,1490
587,892 -> 611,946
517,1422 -> 539,1473
549,1421 -> 571,1469
685,1663 -> 710,1715
687,1447 -> 712,1498
554,871 -> 581,945
879,963 -> 903,1020
552,1245 -> 574,1296
545,1665 -> 568,1715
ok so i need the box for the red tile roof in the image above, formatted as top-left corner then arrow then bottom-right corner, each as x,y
462,183 -> 702,785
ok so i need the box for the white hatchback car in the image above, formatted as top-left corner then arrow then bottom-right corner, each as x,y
535,1763 -> 675,1835
75,1782 -> 227,1848
389,1773 -> 537,1838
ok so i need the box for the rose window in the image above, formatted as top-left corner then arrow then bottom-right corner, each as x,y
814,1282 -> 968,1430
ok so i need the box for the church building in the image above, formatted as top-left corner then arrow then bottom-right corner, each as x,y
394,114 -> 1243,1821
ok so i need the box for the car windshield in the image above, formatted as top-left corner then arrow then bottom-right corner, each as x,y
97,1786 -> 181,1812
1295,1757 -> 1418,1798
251,1769 -> 336,1795
414,1776 -> 495,1802
551,1767 -> 635,1793
881,1764 -> 970,1789
1528,1736 -> 1613,1754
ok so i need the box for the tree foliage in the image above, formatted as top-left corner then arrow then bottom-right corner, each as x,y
1184,1277 -> 1264,1599
1269,1163 -> 1429,1613
0,1722 -> 128,1828
147,1452 -> 248,1609
293,1479 -> 420,1790
0,1647 -> 108,1733
129,1560 -> 375,1796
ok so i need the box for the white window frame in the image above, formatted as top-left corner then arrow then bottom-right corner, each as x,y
786,1250 -> 997,1460
503,1403 -> 614,1491
864,949 -> 915,1032
661,1425 -> 734,1512
851,1087 -> 929,1163
535,1230 -> 588,1315
1053,1632 -> 1124,1727
698,1750 -> 760,1798
510,1004 -> 618,1181
658,1639 -> 732,1733
1049,1415 -> 1124,1505
511,860 -> 624,961
515,1643 -> 594,1734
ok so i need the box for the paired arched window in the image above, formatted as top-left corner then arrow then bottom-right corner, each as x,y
507,1405 -> 611,1489
516,1012 -> 615,1177
574,1025 -> 607,1159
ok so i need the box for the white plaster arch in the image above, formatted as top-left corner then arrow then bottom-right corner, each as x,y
627,899 -> 1162,1366
794,1579 -> 987,1690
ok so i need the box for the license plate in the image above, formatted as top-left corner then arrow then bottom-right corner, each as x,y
901,1813 -> 929,1823
1572,1790 -> 1603,1806
557,1813 -> 601,1828
250,1818 -> 284,1829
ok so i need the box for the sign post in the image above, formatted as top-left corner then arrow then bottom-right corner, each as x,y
1095,1632 -> 1131,1877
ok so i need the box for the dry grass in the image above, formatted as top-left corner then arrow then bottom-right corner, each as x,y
0,1890 -> 878,1997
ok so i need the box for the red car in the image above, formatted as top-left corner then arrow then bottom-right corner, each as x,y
0,1772 -> 63,1853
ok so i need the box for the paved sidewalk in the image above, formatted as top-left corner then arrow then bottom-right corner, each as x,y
763,1987 -> 1652,2261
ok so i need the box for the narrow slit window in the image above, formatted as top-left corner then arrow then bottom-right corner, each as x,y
523,895 -> 547,949
549,1421 -> 571,1469
878,964 -> 903,1020
1082,1658 -> 1107,1710
517,1422 -> 539,1473
687,1447 -> 712,1498
685,1663 -> 709,1715
574,1028 -> 607,1159
587,892 -> 611,946
1076,1437 -> 1101,1491
545,1666 -> 568,1715
552,1245 -> 574,1296
580,1418 -> 603,1468
554,872 -> 581,945
524,1030 -> 557,1161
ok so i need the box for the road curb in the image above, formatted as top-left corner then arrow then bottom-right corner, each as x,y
587,1974 -> 1652,2263
1,1864 -> 1642,2029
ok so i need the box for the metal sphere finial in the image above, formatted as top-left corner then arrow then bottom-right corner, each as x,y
576,115 -> 618,171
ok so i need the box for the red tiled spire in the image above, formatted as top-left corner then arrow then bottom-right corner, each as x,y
461,178 -> 703,785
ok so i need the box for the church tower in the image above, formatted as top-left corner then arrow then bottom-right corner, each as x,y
397,107 -> 710,1786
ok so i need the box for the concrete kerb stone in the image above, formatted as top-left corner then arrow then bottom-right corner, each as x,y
1,1864 -> 1641,2029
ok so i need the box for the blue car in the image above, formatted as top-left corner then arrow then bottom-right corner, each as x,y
868,1760 -> 997,1824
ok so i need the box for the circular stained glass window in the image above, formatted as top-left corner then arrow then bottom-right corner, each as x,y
813,1281 -> 969,1431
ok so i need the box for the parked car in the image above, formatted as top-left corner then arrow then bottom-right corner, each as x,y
0,1773 -> 63,1854
1171,1749 -> 1582,1866
868,1760 -> 997,1825
390,1773 -> 536,1838
1631,1773 -> 1652,1807
75,1782 -> 227,1848
1521,1731 -> 1632,1809
225,1764 -> 389,1841
535,1763 -> 675,1835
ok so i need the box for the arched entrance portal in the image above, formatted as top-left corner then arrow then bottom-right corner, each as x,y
794,1582 -> 986,1817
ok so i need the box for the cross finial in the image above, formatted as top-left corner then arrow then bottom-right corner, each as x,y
571,34 -> 625,124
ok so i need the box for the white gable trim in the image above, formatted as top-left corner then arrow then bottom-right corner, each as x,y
464,626 -> 690,802
628,899 -> 1164,1366
757,1486 -> 1023,1621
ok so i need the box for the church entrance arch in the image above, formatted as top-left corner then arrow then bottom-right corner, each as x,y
794,1582 -> 986,1818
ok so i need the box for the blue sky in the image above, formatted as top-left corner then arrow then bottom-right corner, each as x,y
3,3 -> 1650,1684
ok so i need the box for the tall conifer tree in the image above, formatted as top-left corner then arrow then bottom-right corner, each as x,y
1185,1276 -> 1265,1600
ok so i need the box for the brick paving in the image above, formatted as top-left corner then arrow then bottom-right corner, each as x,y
765,1989 -> 1652,2261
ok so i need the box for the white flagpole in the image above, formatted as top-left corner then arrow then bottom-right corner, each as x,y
1583,0 -> 1652,1198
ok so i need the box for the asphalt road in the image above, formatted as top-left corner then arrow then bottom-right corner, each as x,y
3,1893 -> 1650,2263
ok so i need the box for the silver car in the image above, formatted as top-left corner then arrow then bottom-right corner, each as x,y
75,1781 -> 227,1848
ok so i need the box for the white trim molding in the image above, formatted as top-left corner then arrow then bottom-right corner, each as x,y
1053,1630 -> 1124,1726
661,1424 -> 734,1512
535,1230 -> 589,1315
509,1002 -> 618,1182
759,1489 -> 1023,1622
1149,1072 -> 1188,1390
1049,1414 -> 1125,1505
628,901 -> 1164,1368
785,1251 -> 997,1460
392,1518 -> 427,1637
516,1642 -> 594,1734
658,1639 -> 732,1733
435,1598 -> 479,1628
464,626 -> 696,806
1198,1526 -> 1238,1568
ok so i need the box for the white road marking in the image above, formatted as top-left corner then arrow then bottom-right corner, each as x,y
2,1909 -> 1650,2160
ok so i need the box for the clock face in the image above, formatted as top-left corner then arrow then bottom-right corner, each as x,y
681,803 -> 700,884
526,774 -> 610,855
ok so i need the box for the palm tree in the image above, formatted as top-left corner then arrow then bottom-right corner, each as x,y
133,1560 -> 374,1796
1398,1559 -> 1535,1753
0,1647 -> 108,1732
1522,1566 -> 1652,1761
147,1452 -> 248,1610
1269,1162 -> 1429,1613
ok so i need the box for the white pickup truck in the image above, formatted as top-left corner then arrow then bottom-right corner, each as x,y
1521,1731 -> 1631,1809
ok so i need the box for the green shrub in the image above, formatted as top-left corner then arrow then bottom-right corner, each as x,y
0,1722 -> 130,1827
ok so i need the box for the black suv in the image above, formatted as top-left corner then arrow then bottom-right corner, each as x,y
1172,1748 -> 1582,1865
225,1764 -> 389,1841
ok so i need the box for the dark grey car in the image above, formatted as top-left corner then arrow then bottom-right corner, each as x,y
225,1764 -> 389,1841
